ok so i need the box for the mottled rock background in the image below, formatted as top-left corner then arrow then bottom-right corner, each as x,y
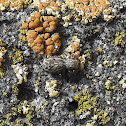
0,0 -> 126,126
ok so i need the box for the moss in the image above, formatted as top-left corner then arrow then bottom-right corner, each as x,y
115,32 -> 126,47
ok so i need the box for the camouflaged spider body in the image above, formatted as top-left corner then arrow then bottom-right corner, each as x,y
42,57 -> 64,72
42,55 -> 81,73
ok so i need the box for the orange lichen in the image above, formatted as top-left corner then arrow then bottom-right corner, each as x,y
35,27 -> 44,33
65,36 -> 81,58
44,33 -> 50,39
20,11 -> 61,56
37,0 -> 62,17
0,0 -> 32,11
21,22 -> 28,29
65,0 -> 111,24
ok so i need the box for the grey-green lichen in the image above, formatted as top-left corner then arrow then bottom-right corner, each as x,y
115,32 -> 126,46
74,89 -> 97,115
9,48 -> 23,65
74,89 -> 110,125
0,101 -> 35,126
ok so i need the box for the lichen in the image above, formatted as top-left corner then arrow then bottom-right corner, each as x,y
35,77 -> 41,86
9,49 -> 23,65
12,85 -> 19,94
20,12 -> 61,56
115,32 -> 126,47
45,80 -> 59,97
74,89 -> 111,125
12,63 -> 28,84
0,101 -> 35,126
74,89 -> 97,115
0,0 -> 33,11
65,0 -> 111,24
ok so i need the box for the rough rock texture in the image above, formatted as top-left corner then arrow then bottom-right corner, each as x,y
0,0 -> 126,126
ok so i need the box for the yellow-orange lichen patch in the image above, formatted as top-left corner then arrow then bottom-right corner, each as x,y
35,27 -> 44,33
0,0 -> 32,11
20,12 -> 61,56
21,22 -> 28,29
35,12 -> 41,18
44,33 -> 50,39
45,38 -> 53,46
37,0 -> 62,17
52,33 -> 60,41
54,40 -> 62,47
35,35 -> 44,43
65,36 -> 81,57
29,21 -> 36,29
65,0 -> 111,24
46,45 -> 54,55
